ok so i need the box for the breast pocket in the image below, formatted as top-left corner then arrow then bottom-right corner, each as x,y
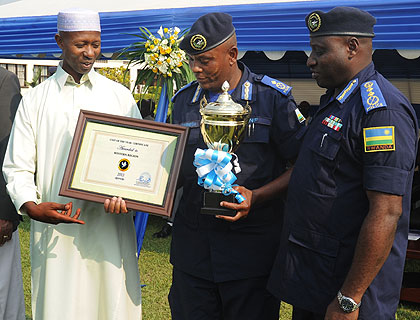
309,126 -> 342,160
242,117 -> 271,144
180,120 -> 201,146
187,126 -> 200,145
307,126 -> 343,195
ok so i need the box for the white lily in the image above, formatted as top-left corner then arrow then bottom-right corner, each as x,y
158,63 -> 168,74
157,26 -> 164,38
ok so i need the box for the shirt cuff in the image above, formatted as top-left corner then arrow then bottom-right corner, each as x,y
11,189 -> 39,216
363,165 -> 410,196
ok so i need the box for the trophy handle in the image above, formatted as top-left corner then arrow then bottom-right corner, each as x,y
244,101 -> 252,116
200,96 -> 208,111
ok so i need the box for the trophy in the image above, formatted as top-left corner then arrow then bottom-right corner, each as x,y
194,81 -> 251,216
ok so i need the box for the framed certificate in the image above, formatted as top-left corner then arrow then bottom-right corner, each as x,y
59,110 -> 189,217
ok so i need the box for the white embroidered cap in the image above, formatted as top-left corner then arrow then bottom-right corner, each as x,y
57,8 -> 101,32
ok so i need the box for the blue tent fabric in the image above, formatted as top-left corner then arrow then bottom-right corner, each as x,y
0,0 -> 420,58
134,82 -> 169,255
134,211 -> 149,257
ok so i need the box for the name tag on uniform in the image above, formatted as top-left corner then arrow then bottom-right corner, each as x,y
363,126 -> 395,152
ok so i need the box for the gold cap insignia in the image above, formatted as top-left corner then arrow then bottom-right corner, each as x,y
307,13 -> 321,32
191,34 -> 207,51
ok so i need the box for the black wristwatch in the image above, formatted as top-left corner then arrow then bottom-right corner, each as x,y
337,290 -> 361,313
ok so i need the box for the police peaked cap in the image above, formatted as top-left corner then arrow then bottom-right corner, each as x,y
306,6 -> 376,38
180,12 -> 236,55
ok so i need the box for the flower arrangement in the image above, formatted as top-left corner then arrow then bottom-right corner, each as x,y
120,26 -> 195,119
144,26 -> 184,77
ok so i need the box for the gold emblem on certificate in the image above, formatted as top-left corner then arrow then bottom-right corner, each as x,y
118,158 -> 130,171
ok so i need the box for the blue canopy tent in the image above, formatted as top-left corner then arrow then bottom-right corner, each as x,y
0,0 -> 420,58
1,0 -> 419,254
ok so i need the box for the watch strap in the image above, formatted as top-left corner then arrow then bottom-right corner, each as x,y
337,290 -> 361,313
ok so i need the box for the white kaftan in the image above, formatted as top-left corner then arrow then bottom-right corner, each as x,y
3,64 -> 142,320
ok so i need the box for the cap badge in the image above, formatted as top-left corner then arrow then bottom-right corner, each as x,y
307,13 -> 321,32
191,34 -> 207,51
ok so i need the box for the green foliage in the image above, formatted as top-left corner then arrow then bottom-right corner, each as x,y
397,304 -> 420,319
97,66 -> 130,88
24,67 -> 42,88
133,93 -> 155,102
138,216 -> 172,319
18,217 -> 32,319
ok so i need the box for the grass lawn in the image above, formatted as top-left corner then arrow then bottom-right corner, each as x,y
19,215 -> 420,319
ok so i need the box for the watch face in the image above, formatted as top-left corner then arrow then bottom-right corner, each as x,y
341,298 -> 355,313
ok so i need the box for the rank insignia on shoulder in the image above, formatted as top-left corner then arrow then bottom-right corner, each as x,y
363,126 -> 395,152
361,80 -> 387,114
295,108 -> 306,123
261,76 -> 292,96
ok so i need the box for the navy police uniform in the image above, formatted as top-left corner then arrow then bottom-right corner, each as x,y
169,59 -> 305,319
267,63 -> 418,318
268,8 -> 418,318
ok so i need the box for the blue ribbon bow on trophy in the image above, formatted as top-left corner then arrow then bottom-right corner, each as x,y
193,148 -> 245,203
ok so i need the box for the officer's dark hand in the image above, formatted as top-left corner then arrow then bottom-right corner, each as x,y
104,196 -> 130,214
217,186 -> 253,222
22,201 -> 84,225
324,299 -> 359,320
0,219 -> 13,246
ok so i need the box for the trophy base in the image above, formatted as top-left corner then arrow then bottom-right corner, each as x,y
200,191 -> 236,216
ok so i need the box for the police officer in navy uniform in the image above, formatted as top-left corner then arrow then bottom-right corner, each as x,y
266,7 -> 419,320
169,12 -> 306,320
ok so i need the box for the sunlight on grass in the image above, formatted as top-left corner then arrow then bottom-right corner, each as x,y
19,215 -> 420,319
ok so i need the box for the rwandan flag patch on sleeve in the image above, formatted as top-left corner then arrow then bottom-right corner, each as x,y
363,126 -> 395,152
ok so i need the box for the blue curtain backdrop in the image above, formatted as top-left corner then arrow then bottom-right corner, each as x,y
134,82 -> 169,256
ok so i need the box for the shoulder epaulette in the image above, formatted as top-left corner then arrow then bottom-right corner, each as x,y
260,75 -> 292,96
360,80 -> 387,114
171,81 -> 198,103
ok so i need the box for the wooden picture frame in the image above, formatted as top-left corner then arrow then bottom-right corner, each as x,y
59,110 -> 189,217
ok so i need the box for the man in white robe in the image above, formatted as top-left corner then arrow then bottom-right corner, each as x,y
3,8 -> 142,320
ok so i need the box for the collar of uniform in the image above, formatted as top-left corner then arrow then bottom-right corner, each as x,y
335,78 -> 358,104
55,62 -> 97,89
196,62 -> 253,105
320,62 -> 376,110
335,62 -> 375,105
229,61 -> 255,104
190,84 -> 203,104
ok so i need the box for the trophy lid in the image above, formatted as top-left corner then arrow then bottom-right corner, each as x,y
200,81 -> 247,115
